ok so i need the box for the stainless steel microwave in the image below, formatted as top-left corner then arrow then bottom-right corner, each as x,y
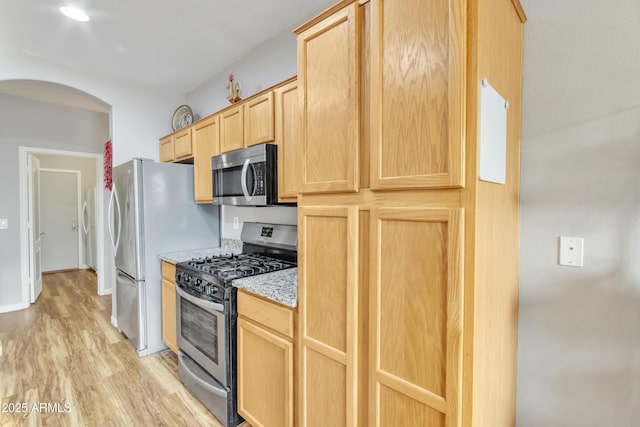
211,143 -> 278,206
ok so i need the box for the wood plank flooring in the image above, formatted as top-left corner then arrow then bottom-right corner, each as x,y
0,270 -> 225,427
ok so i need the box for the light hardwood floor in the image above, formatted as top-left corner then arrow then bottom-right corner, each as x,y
0,270 -> 225,427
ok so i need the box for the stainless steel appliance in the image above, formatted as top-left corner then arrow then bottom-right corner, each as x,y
211,143 -> 279,206
175,222 -> 297,427
81,186 -> 96,270
109,158 -> 220,356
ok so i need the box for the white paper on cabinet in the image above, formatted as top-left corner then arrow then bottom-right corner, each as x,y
479,78 -> 508,184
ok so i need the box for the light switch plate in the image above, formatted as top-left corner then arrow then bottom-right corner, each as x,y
559,236 -> 584,267
0,218 -> 7,229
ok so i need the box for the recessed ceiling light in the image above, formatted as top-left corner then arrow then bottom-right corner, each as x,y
60,6 -> 90,22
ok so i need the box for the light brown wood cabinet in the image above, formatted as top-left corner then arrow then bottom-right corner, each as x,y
295,0 -> 526,426
220,105 -> 245,153
244,92 -> 276,147
297,0 -> 464,194
369,0 -> 465,190
173,127 -> 193,160
159,79 -> 302,203
161,261 -> 178,354
297,3 -> 360,194
192,115 -> 220,204
369,207 -> 463,425
237,291 -> 295,427
297,206 -> 360,426
275,79 -> 302,202
159,135 -> 175,162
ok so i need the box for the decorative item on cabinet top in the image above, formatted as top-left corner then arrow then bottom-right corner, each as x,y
227,74 -> 242,104
171,105 -> 194,131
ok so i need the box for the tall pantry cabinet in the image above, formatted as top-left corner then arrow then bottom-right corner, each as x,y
295,0 -> 526,426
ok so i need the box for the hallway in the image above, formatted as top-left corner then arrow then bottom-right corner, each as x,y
0,270 -> 222,426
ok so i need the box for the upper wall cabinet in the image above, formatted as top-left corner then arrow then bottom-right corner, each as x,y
220,104 -> 245,153
275,79 -> 302,202
296,0 -> 466,194
370,0 -> 465,189
192,115 -> 220,204
173,127 -> 193,161
244,92 -> 276,147
159,134 -> 175,162
297,3 -> 360,194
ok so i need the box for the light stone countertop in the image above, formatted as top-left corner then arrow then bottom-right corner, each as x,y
157,238 -> 242,264
232,268 -> 298,308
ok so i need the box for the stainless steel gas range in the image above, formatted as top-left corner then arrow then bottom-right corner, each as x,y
175,222 -> 297,427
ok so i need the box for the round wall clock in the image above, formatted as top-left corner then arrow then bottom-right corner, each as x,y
172,105 -> 194,131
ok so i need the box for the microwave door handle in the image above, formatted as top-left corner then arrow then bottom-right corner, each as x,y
240,158 -> 252,202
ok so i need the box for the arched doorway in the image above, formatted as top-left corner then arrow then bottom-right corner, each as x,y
0,79 -> 112,312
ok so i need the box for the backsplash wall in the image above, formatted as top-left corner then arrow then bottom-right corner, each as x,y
221,205 -> 297,240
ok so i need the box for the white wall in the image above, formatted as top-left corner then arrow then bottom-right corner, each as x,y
0,94 -> 108,309
187,29 -> 299,238
517,0 -> 640,425
0,46 -> 185,165
186,29 -> 297,120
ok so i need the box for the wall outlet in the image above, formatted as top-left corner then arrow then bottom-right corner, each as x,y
559,236 -> 584,267
233,217 -> 239,230
0,218 -> 7,229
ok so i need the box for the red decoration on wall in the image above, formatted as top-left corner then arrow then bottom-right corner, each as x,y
104,141 -> 113,190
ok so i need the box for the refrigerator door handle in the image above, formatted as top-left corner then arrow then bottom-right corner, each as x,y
108,188 -> 116,253
113,181 -> 122,254
81,201 -> 88,235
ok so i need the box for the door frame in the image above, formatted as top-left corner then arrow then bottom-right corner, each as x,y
19,146 -> 108,309
39,167 -> 83,272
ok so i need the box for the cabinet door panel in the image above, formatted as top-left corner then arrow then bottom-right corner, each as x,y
220,105 -> 245,152
238,318 -> 294,427
305,348 -> 347,426
174,128 -> 192,159
245,92 -> 275,147
298,206 -> 359,426
193,116 -> 219,204
298,4 -> 360,193
370,0 -> 465,189
159,136 -> 174,162
370,208 -> 463,427
275,80 -> 302,202
161,278 -> 178,354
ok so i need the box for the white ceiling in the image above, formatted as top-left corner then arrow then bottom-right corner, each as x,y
0,0 -> 334,96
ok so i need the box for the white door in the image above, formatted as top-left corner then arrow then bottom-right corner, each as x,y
40,170 -> 80,272
28,155 -> 43,302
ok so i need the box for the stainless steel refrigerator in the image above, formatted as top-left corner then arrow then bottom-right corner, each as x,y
109,158 -> 220,356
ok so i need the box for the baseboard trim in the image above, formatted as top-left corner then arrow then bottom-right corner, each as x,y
0,302 -> 29,314
43,268 -> 80,275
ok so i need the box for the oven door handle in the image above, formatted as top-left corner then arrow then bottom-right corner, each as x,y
176,285 -> 224,313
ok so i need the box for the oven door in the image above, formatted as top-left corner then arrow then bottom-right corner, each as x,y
176,286 -> 227,386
